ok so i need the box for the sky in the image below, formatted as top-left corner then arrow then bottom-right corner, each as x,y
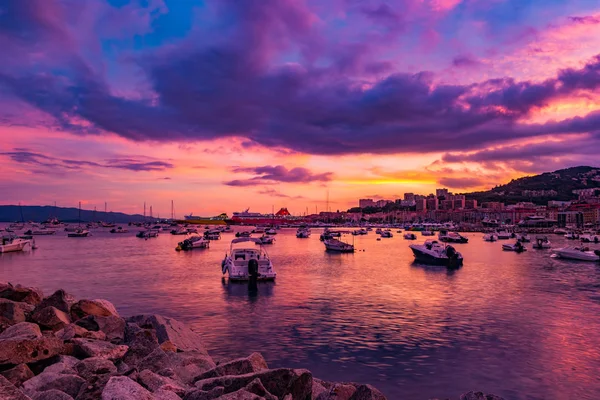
1,0 -> 600,216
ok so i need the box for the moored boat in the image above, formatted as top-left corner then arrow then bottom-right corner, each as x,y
532,236 -> 551,249
296,227 -> 311,238
136,230 -> 159,239
516,234 -> 531,243
24,229 -> 56,236
564,232 -> 579,240
176,235 -> 210,251
67,228 -> 90,238
170,227 -> 188,235
380,230 -> 393,238
483,233 -> 498,242
324,238 -> 355,253
404,233 -> 417,240
552,246 -> 600,261
256,235 -> 275,245
409,240 -> 463,267
580,232 -> 600,243
110,227 -> 128,234
502,241 -> 527,252
221,238 -> 276,281
438,230 -> 468,243
496,230 -> 511,240
0,236 -> 32,253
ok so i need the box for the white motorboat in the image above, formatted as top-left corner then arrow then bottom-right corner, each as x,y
324,238 -> 355,253
516,234 -> 531,243
235,231 -> 252,238
532,236 -> 551,249
204,230 -> 222,240
404,233 -> 417,240
380,230 -> 393,238
483,233 -> 498,242
438,230 -> 468,243
8,223 -> 24,230
24,228 -> 56,236
296,227 -> 311,238
496,230 -> 512,240
0,237 -> 32,253
171,227 -> 188,235
136,230 -> 159,239
580,232 -> 600,243
177,235 -> 210,251
221,238 -> 276,281
552,246 -> 600,261
409,240 -> 463,267
110,227 -> 129,234
265,228 -> 277,235
564,232 -> 579,240
256,235 -> 275,245
375,228 -> 383,235
186,227 -> 198,234
320,228 -> 341,241
251,227 -> 265,234
421,230 -> 435,236
502,241 -> 527,252
67,228 -> 90,238
553,228 -> 568,235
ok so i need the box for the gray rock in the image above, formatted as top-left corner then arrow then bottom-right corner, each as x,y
195,368 -> 312,399
312,379 -> 328,399
37,290 -> 76,314
70,300 -> 119,321
316,383 -> 357,400
193,353 -> 268,381
139,348 -> 215,385
0,375 -> 32,400
121,323 -> 160,366
55,324 -> 90,341
1,364 -> 34,387
44,362 -> 76,375
31,389 -> 74,400
23,372 -> 86,398
244,378 -> 277,400
128,315 -> 209,355
217,389 -> 262,400
100,376 -> 155,400
183,386 -> 224,400
154,389 -> 182,400
138,369 -> 187,396
83,315 -> 125,343
460,391 -> 505,400
349,384 -> 386,400
72,338 -> 128,361
74,357 -> 117,380
31,306 -> 71,331
73,374 -> 111,400
0,299 -> 34,330
0,323 -> 64,365
0,284 -> 43,306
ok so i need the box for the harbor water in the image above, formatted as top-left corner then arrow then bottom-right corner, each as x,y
2,226 -> 600,399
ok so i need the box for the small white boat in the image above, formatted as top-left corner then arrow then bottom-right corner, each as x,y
564,232 -> 579,240
438,230 -> 468,243
0,237 -> 31,253
222,238 -> 276,281
375,228 -> 383,235
171,227 -> 188,235
205,230 -> 222,240
251,227 -> 265,234
532,236 -> 551,249
324,238 -> 355,253
296,227 -> 311,238
552,246 -> 600,261
235,231 -> 252,238
483,233 -> 498,242
136,230 -> 158,239
496,230 -> 512,240
110,227 -> 129,234
67,228 -> 90,238
502,241 -> 527,252
256,235 -> 275,245
265,228 -> 277,235
24,229 -> 56,236
177,235 -> 210,251
553,228 -> 568,235
516,234 -> 531,243
580,232 -> 600,243
380,230 -> 393,238
409,240 -> 463,267
421,230 -> 435,236
404,233 -> 417,240
186,227 -> 198,234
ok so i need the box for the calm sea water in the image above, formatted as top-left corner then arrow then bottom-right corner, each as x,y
2,225 -> 600,399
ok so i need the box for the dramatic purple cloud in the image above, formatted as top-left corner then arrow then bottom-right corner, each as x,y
225,165 -> 332,186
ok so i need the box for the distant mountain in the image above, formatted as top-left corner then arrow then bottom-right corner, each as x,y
0,205 -> 148,223
465,166 -> 600,205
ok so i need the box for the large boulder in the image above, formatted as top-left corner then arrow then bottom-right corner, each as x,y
0,323 -> 63,365
138,369 -> 187,396
128,315 -> 209,355
154,389 -> 182,400
55,324 -> 106,341
0,299 -> 34,330
193,353 -> 268,382
101,376 -> 155,400
36,290 -> 76,314
315,383 -> 356,400
217,389 -> 263,400
74,357 -> 117,380
70,300 -> 119,321
0,364 -> 34,387
349,384 -> 386,400
0,375 -> 31,400
183,386 -> 225,400
0,284 -> 43,306
139,348 -> 215,385
31,389 -> 74,400
31,306 -> 70,331
74,374 -> 111,400
195,368 -> 313,400
75,315 -> 125,343
72,338 -> 128,361
121,323 -> 160,366
460,391 -> 505,400
244,378 -> 277,400
22,372 -> 86,398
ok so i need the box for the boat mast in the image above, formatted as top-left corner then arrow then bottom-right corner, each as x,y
78,202 -> 81,227
19,202 -> 24,223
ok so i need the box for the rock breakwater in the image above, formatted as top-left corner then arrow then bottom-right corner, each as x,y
0,282 -> 503,400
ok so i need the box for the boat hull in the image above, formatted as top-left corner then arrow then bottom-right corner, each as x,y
410,248 -> 463,267
0,242 -> 28,253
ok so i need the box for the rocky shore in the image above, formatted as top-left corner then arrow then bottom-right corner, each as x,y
0,282 -> 504,400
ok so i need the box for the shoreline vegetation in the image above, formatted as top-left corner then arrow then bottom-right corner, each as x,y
0,282 -> 503,400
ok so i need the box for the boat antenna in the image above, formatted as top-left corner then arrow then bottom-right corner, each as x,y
19,202 -> 24,223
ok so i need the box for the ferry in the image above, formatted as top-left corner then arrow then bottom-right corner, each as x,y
226,208 -> 305,226
183,212 -> 228,225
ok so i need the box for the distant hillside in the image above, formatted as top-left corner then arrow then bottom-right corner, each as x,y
465,166 -> 600,205
0,205 -> 148,223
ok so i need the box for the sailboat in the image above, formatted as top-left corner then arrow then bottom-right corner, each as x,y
68,202 -> 90,238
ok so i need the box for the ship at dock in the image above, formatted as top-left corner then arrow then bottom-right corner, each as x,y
181,212 -> 228,225
226,208 -> 303,226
